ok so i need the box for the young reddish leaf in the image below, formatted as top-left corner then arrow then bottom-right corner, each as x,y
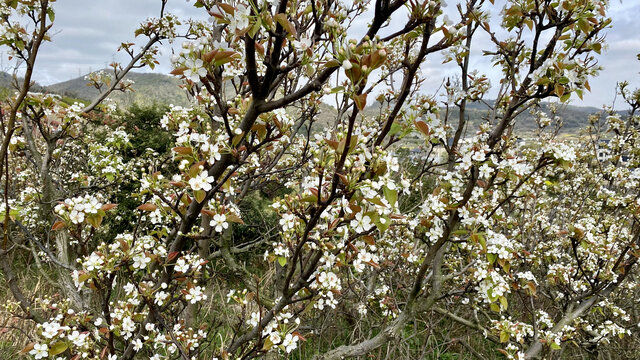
101,203 -> 118,211
173,146 -> 192,155
337,173 -> 349,186
354,93 -> 367,111
366,260 -> 380,269
414,120 -> 430,137
20,342 -> 35,354
226,213 -> 244,224
292,331 -> 307,341
167,251 -> 179,262
170,66 -> 188,76
349,204 -> 362,214
137,203 -> 158,211
214,50 -> 239,66
255,41 -> 265,56
100,345 -> 109,359
363,235 -> 375,245
201,209 -> 216,217
325,138 -> 339,150
203,49 -> 218,63
328,218 -> 340,230
337,137 -> 347,154
118,238 -> 130,252
584,80 -> 591,92
214,3 -> 234,14
51,220 -> 66,231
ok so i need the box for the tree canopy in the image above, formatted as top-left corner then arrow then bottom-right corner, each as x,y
2,0 -> 640,359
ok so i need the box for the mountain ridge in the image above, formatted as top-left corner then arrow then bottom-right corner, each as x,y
0,70 -> 614,134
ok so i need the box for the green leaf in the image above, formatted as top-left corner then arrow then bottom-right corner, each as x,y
487,253 -> 497,264
550,341 -> 561,350
232,133 -> 244,146
375,216 -> 390,233
77,272 -> 92,283
301,194 -> 318,203
578,18 -> 592,34
0,208 -> 20,223
477,233 -> 487,252
249,17 -> 262,38
274,13 -> 296,37
499,331 -> 509,343
277,256 -> 287,267
389,122 -> 402,136
499,296 -> 508,310
383,186 -> 398,207
325,59 -> 341,68
194,189 -> 206,203
86,214 -> 103,229
49,342 -> 68,356
367,197 -> 385,207
262,337 -> 274,350
592,42 -> 602,54
47,8 -> 55,23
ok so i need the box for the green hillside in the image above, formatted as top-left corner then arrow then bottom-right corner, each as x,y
0,71 -> 16,90
1,70 -> 613,135
313,100 -> 604,136
0,71 -> 47,97
449,100 -> 603,133
46,71 -> 191,107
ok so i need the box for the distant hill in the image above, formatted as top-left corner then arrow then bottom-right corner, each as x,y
1,70 -> 617,135
46,71 -> 191,107
313,100 -> 604,136
448,100 -> 604,134
0,71 -> 15,89
0,72 -> 47,95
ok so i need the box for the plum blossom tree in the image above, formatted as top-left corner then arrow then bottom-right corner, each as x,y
1,0 -> 638,359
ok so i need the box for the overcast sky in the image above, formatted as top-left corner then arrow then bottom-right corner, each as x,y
4,0 -> 638,109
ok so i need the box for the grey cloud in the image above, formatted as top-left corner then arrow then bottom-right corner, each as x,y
18,0 -> 640,111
